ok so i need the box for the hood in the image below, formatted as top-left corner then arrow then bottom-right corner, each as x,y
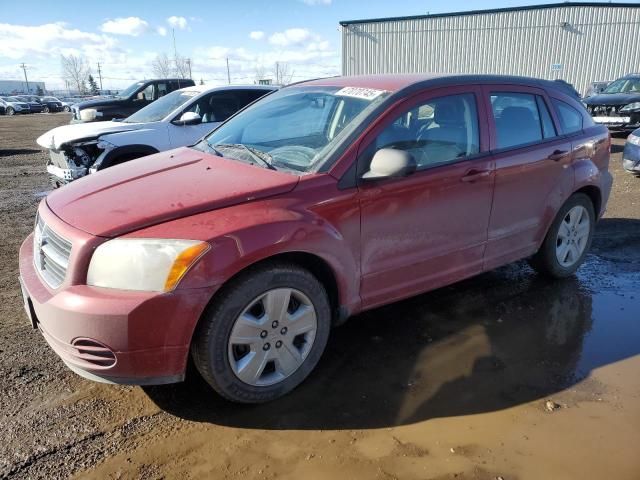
36,121 -> 143,150
75,97 -> 128,110
585,92 -> 640,106
46,147 -> 299,237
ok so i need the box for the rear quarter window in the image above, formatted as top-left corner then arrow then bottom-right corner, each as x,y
552,99 -> 584,134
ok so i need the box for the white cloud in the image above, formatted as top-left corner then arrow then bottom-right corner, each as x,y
156,26 -> 167,36
101,17 -> 149,36
167,16 -> 188,30
249,31 -> 264,41
301,0 -> 332,5
268,28 -> 313,47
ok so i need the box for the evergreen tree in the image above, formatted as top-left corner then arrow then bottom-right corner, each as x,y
88,74 -> 99,95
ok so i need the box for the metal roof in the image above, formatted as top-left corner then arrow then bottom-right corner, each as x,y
339,2 -> 640,26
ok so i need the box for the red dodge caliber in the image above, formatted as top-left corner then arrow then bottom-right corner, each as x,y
19,74 -> 612,403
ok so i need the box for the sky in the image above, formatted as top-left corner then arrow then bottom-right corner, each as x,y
0,0 -> 637,91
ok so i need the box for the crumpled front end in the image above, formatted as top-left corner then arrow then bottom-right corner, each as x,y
46,140 -> 115,188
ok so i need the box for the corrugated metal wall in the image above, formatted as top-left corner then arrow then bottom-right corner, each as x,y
341,5 -> 640,94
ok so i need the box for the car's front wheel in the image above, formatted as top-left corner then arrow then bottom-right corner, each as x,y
191,263 -> 331,403
63,105 -> 70,112
529,193 -> 595,278
6,107 -> 14,116
42,106 -> 50,113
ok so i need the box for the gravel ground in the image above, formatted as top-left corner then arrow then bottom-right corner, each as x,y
0,114 -> 639,480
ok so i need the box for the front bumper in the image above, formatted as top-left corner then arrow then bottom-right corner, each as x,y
18,231 -> 216,385
622,141 -> 640,174
591,112 -> 640,132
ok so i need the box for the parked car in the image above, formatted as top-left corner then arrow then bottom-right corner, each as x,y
37,85 -> 276,187
622,127 -> 640,176
70,78 -> 195,123
584,73 -> 640,132
18,74 -> 612,403
61,97 -> 82,112
15,95 -> 44,113
39,96 -> 64,113
0,96 -> 30,115
584,80 -> 611,98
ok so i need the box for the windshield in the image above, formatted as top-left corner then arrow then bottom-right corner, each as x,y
117,81 -> 145,99
123,89 -> 199,123
603,78 -> 640,94
43,97 -> 58,102
198,86 -> 390,173
7,97 -> 22,102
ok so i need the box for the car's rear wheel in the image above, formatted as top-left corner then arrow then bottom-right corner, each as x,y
42,106 -> 50,113
529,193 -> 595,278
191,264 -> 331,403
6,107 -> 14,116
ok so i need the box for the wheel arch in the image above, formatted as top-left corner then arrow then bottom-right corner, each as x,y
98,144 -> 160,169
574,185 -> 602,218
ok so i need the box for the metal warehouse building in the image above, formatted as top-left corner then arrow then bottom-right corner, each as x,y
340,2 -> 640,95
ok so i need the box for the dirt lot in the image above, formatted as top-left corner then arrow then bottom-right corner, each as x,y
1,114 -> 639,480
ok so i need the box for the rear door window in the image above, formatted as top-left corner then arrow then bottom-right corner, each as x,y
490,92 -> 558,149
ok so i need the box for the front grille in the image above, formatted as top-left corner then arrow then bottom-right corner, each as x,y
588,104 -> 622,116
33,214 -> 72,288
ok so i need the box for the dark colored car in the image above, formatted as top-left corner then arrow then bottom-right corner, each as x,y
39,96 -> 64,113
19,74 -> 612,403
584,74 -> 640,132
16,95 -> 45,113
71,78 -> 195,123
622,127 -> 640,176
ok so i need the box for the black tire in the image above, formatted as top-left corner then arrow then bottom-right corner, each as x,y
6,107 -> 14,116
42,106 -> 50,113
63,106 -> 70,112
529,193 -> 595,278
191,263 -> 331,403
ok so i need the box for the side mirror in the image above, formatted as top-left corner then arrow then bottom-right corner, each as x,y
362,148 -> 417,180
173,111 -> 202,126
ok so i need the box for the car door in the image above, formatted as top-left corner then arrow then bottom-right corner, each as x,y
357,86 -> 494,308
482,85 -> 574,271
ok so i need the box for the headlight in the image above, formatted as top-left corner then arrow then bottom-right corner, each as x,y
87,238 -> 210,292
79,109 -> 97,121
628,134 -> 640,146
620,102 -> 640,113
96,139 -> 117,151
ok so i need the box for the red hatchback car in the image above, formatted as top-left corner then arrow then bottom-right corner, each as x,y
19,74 -> 612,403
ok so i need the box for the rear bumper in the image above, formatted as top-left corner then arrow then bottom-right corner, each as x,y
19,234 -> 216,385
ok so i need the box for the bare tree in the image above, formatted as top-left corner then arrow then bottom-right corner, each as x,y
151,53 -> 173,78
254,64 -> 269,84
61,54 -> 89,94
174,55 -> 192,79
273,62 -> 294,85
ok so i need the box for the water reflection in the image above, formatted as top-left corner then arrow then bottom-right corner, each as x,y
145,257 -> 640,430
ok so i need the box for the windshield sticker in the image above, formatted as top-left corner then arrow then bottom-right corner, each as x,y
335,87 -> 386,100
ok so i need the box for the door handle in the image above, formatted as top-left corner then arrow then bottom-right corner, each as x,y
461,170 -> 491,183
547,149 -> 569,161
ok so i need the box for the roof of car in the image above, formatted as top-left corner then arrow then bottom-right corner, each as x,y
179,84 -> 278,94
298,74 -> 578,96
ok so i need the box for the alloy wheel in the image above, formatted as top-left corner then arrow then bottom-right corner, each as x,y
555,205 -> 590,267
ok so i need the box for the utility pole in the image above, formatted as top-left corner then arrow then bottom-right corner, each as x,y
97,62 -> 103,91
226,57 -> 231,84
20,63 -> 30,93
186,58 -> 192,79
